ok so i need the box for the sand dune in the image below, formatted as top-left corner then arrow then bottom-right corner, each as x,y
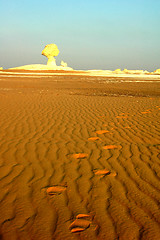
0,73 -> 160,239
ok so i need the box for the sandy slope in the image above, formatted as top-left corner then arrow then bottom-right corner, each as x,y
0,74 -> 160,240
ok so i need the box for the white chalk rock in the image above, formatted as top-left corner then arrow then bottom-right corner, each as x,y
8,44 -> 73,71
154,69 -> 160,74
61,60 -> 68,68
113,69 -> 122,74
123,69 -> 145,74
42,44 -> 59,67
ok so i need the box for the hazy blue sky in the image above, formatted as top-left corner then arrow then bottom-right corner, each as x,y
0,0 -> 160,71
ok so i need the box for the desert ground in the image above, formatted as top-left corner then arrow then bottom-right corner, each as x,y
0,70 -> 160,240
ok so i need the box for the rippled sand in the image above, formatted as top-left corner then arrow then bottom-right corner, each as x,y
0,72 -> 160,240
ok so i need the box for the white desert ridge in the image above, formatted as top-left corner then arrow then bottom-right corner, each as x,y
0,43 -> 160,79
1,68 -> 160,81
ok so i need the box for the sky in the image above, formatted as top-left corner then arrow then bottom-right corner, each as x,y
0,0 -> 160,71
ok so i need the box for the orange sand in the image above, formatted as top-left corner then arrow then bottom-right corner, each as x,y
0,72 -> 160,239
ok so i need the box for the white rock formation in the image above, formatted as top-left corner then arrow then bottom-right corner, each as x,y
42,44 -> 59,67
8,64 -> 73,71
113,69 -> 123,74
154,69 -> 160,74
123,69 -> 145,74
61,60 -> 68,68
8,43 -> 73,71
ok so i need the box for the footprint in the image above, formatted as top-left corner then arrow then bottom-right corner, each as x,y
76,213 -> 93,220
46,185 -> 66,195
88,137 -> 100,141
94,169 -> 110,176
72,153 -> 88,159
141,111 -> 151,114
71,227 -> 85,233
103,145 -> 120,150
94,169 -> 117,178
69,219 -> 90,233
95,130 -> 110,134
109,172 -> 117,177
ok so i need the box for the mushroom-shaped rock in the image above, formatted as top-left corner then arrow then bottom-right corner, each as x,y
42,44 -> 59,67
